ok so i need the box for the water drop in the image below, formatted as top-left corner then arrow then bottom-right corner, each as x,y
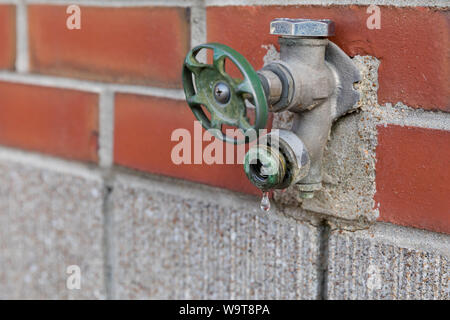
260,191 -> 270,212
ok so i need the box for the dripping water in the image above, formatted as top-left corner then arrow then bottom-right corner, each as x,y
260,191 -> 270,212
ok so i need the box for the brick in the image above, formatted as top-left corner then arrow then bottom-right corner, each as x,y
28,6 -> 190,88
0,82 -> 99,162
114,94 -> 273,195
0,158 -> 105,299
207,6 -> 450,111
0,5 -> 16,70
112,174 -> 320,299
375,125 -> 450,234
327,223 -> 449,300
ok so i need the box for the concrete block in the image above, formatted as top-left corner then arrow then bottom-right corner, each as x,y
327,223 -> 449,300
112,173 -> 321,299
0,156 -> 105,299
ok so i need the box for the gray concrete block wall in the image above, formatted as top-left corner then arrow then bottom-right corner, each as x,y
0,152 -> 105,299
112,174 -> 321,299
327,224 -> 449,300
0,149 -> 449,299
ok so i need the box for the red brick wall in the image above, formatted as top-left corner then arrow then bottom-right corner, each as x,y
0,5 -> 16,70
375,125 -> 450,234
0,81 -> 98,162
207,6 -> 449,112
28,6 -> 190,88
0,2 -> 448,234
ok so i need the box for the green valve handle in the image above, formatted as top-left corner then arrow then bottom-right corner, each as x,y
182,43 -> 269,144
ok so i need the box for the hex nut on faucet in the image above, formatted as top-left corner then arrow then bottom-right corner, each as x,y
244,130 -> 310,191
270,18 -> 335,37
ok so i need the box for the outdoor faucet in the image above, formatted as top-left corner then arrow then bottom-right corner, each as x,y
182,18 -> 361,200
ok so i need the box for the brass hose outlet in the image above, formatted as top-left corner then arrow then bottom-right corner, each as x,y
244,144 -> 287,191
244,130 -> 310,192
